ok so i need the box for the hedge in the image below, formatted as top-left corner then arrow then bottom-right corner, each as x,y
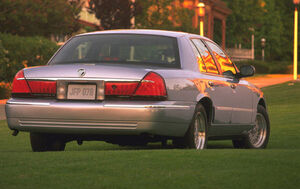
0,33 -> 59,82
234,60 -> 296,74
0,39 -> 11,98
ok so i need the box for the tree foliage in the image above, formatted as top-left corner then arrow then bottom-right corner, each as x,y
88,0 -> 195,33
0,33 -> 58,82
224,0 -> 298,61
88,0 -> 139,30
0,0 -> 82,37
270,0 -> 296,61
135,0 -> 196,33
223,0 -> 265,48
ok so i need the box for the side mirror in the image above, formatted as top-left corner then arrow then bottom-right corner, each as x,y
238,65 -> 255,78
223,70 -> 235,77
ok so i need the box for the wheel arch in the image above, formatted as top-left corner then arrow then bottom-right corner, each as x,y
258,98 -> 267,109
198,97 -> 213,124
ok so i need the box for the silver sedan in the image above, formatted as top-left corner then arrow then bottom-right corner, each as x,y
5,30 -> 270,151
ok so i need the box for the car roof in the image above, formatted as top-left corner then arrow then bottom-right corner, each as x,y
76,29 -> 211,41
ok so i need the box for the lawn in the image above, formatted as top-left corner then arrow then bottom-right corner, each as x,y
0,82 -> 300,189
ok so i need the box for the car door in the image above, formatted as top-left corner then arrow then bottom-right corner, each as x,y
190,38 -> 235,124
204,41 -> 254,125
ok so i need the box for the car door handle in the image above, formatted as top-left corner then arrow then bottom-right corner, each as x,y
208,81 -> 214,87
230,84 -> 236,89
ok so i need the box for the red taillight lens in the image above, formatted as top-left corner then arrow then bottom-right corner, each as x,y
12,70 -> 31,94
134,72 -> 167,97
105,82 -> 138,96
104,72 -> 167,98
27,81 -> 56,94
12,70 -> 56,96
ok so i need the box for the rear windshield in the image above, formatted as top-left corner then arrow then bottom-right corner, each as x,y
49,34 -> 180,68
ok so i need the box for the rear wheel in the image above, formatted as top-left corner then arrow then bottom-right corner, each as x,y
232,105 -> 270,149
174,104 -> 208,149
30,133 -> 66,152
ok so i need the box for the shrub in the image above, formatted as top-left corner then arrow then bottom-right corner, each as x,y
0,39 -> 11,98
0,82 -> 11,99
235,60 -> 269,74
0,33 -> 59,82
235,60 -> 295,74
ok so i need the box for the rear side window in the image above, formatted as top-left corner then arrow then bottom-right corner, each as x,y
189,41 -> 207,72
191,39 -> 219,74
205,41 -> 236,74
50,34 -> 180,68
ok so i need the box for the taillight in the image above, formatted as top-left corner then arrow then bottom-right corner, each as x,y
104,72 -> 167,98
27,81 -> 56,94
12,70 -> 31,94
134,72 -> 167,97
12,69 -> 56,97
105,82 -> 138,96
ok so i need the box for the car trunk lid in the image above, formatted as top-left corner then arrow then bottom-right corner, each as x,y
23,64 -> 150,81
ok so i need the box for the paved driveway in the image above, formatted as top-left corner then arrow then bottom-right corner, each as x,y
0,104 -> 5,120
245,74 -> 295,88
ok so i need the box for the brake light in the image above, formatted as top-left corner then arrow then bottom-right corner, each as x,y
104,72 -> 167,98
105,82 -> 138,96
12,69 -> 57,96
27,81 -> 56,94
134,72 -> 167,96
12,70 -> 31,93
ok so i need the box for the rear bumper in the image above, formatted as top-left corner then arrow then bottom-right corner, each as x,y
5,98 -> 195,137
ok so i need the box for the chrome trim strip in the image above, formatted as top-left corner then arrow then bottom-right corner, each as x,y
19,125 -> 136,130
20,120 -> 136,127
16,78 -> 25,80
232,107 -> 253,112
141,80 -> 154,83
7,101 -> 50,106
104,104 -> 190,109
216,106 -> 253,112
215,106 -> 232,111
7,101 -> 190,109
25,77 -> 140,82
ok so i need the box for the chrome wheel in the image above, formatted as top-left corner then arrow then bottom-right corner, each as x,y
248,113 -> 267,148
182,104 -> 208,149
194,112 -> 206,149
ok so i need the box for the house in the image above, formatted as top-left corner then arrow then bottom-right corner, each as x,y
78,0 -> 101,31
181,0 -> 231,49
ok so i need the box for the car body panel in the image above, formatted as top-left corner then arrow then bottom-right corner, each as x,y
5,29 -> 265,140
6,99 -> 195,137
230,79 -> 254,124
25,64 -> 149,81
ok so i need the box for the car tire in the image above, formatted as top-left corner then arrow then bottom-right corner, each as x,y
118,141 -> 148,147
30,133 -> 66,152
232,139 -> 246,149
172,138 -> 186,148
183,104 -> 208,149
232,105 -> 270,149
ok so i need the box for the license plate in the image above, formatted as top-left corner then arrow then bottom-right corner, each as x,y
67,84 -> 96,100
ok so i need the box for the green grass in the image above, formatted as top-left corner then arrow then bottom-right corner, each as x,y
1,82 -> 300,189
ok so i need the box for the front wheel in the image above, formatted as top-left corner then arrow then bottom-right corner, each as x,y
233,105 -> 270,149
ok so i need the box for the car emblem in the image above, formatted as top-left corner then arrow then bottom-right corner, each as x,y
78,68 -> 86,77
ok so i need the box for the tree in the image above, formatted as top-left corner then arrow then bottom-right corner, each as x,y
272,0 -> 296,61
259,0 -> 283,61
0,0 -> 82,37
223,0 -> 297,61
135,0 -> 196,33
88,0 -> 139,30
223,0 -> 265,49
